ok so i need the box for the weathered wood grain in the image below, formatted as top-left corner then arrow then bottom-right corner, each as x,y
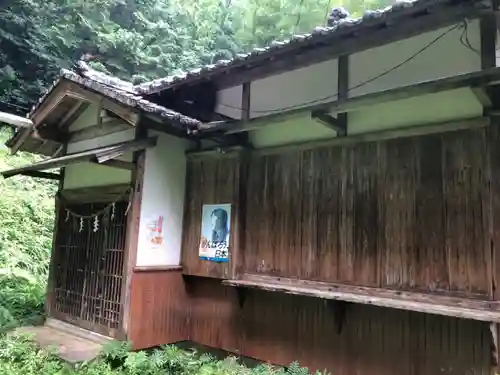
223,274 -> 500,322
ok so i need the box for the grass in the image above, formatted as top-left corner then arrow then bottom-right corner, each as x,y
0,130 -> 328,374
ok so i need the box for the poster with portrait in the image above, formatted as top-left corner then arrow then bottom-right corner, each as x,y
199,203 -> 231,262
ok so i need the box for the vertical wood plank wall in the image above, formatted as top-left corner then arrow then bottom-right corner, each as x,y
130,123 -> 500,375
129,272 -> 492,374
181,126 -> 494,297
244,127 -> 492,296
181,154 -> 243,279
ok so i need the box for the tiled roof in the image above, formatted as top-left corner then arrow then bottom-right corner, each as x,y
27,61 -> 202,130
134,0 -> 486,94
26,0 -> 485,129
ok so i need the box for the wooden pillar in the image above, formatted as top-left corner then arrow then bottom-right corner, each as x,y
232,82 -> 251,279
336,54 -> 349,136
45,144 -> 67,318
120,122 -> 147,338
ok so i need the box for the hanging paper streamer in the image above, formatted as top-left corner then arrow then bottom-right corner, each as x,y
93,215 -> 99,232
111,202 -> 116,221
79,218 -> 84,233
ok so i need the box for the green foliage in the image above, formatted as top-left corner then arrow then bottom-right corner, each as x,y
0,333 -> 331,375
0,0 -> 394,372
0,129 -> 330,375
0,130 -> 55,330
0,0 -> 394,110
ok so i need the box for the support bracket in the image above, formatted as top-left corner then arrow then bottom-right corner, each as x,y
311,110 -> 347,136
236,287 -> 248,309
327,300 -> 349,334
491,322 -> 499,367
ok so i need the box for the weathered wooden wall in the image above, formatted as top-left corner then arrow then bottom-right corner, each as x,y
181,154 -> 243,279
128,268 -> 190,349
163,123 -> 500,374
183,125 -> 496,298
245,126 -> 492,297
128,271 -> 492,375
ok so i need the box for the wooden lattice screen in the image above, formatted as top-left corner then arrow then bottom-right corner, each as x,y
51,200 -> 128,336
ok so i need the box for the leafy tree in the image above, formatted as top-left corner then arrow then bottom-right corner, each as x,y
0,0 -> 392,110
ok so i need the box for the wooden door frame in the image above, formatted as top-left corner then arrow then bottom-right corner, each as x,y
119,124 -> 147,340
46,183 -> 133,339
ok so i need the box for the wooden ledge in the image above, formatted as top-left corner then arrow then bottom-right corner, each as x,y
222,274 -> 500,323
133,265 -> 183,273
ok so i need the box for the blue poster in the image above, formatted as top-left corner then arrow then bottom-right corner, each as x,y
199,203 -> 231,262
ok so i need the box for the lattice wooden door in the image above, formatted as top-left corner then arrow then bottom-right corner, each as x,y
50,200 -> 128,337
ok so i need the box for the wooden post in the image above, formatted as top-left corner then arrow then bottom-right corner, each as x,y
336,55 -> 349,136
119,121 -> 147,339
45,143 -> 67,318
231,83 -> 251,280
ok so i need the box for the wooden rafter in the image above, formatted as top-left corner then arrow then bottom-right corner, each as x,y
1,136 -> 157,179
65,83 -> 140,126
202,66 -> 500,136
68,118 -> 130,143
18,170 -> 62,180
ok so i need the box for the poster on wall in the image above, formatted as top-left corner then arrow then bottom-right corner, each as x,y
143,215 -> 164,250
199,203 -> 231,262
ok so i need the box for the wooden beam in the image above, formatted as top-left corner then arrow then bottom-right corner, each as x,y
336,55 -> 348,136
120,123 -> 147,338
256,116 -> 490,156
68,118 -> 130,143
203,67 -> 500,135
59,101 -> 86,129
1,136 -> 157,179
142,115 -> 193,139
65,83 -> 140,126
328,300 -> 349,335
311,111 -> 346,135
51,144 -> 64,158
212,5 -> 484,89
223,274 -> 500,323
92,159 -> 135,171
61,183 -> 131,203
481,13 -> 497,70
491,322 -> 499,367
31,82 -> 71,126
163,1 -> 487,91
480,13 -> 497,115
18,170 -> 62,180
241,82 -> 251,121
10,88 -> 68,155
472,87 -> 493,107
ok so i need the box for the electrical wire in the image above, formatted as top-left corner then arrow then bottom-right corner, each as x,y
459,19 -> 480,55
217,21 -> 468,114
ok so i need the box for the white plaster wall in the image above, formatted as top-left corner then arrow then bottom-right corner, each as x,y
69,105 -> 100,132
63,104 -> 135,190
249,58 -> 339,118
348,88 -> 482,134
250,114 -> 335,148
349,20 -> 481,97
220,21 -> 480,121
249,88 -> 483,148
216,85 -> 243,119
136,131 -> 191,267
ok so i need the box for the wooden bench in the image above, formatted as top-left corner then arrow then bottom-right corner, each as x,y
222,274 -> 500,323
